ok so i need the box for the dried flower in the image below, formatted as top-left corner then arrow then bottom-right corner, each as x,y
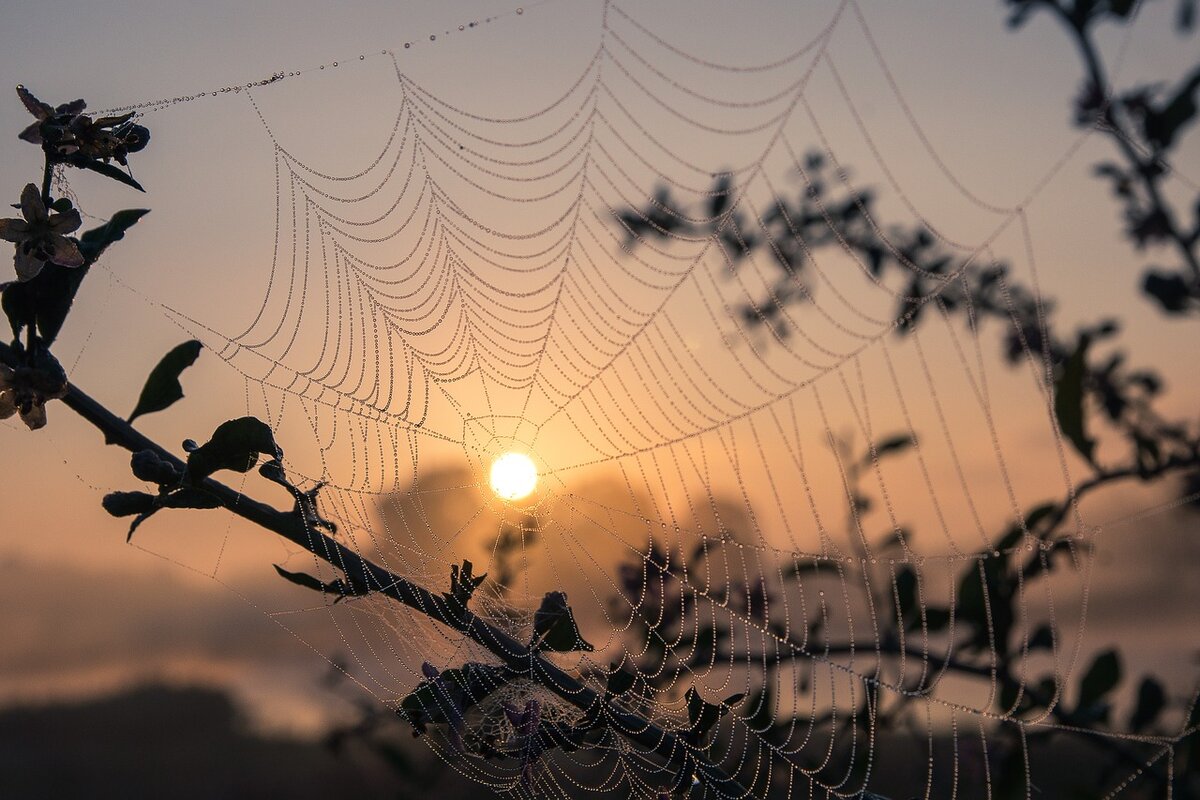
16,86 -> 149,167
16,85 -> 85,145
0,353 -> 68,430
0,184 -> 84,281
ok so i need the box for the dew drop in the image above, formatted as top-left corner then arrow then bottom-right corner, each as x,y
360,55 -> 365,60
332,61 -> 338,67
404,42 -> 411,49
430,34 -> 436,41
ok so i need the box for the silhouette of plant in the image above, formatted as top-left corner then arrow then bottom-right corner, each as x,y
606,1 -> 1200,796
4,2 -> 1200,797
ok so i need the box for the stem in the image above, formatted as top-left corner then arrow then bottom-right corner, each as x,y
734,641 -> 1173,790
41,158 -> 52,206
0,340 -> 748,797
1047,4 -> 1200,283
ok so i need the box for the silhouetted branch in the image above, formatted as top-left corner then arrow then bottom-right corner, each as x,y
1041,0 -> 1200,283
0,338 -> 751,798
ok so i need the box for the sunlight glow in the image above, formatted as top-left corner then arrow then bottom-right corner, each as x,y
489,452 -> 538,501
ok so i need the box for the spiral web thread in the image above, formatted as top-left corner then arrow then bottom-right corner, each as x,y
87,0 -> 1199,797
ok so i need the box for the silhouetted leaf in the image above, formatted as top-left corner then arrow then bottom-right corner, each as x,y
607,662 -> 636,695
0,209 -> 151,343
1054,337 -> 1096,464
685,686 -> 744,744
783,557 -> 842,577
445,559 -> 486,611
1028,624 -> 1055,651
1142,69 -> 1200,150
1128,676 -> 1166,732
1181,0 -> 1196,31
924,607 -> 951,633
186,416 -> 281,483
532,591 -> 594,652
743,686 -> 774,731
895,567 -> 918,631
401,662 -> 513,735
80,158 -> 144,192
76,209 -> 150,263
874,433 -> 916,459
1078,649 -> 1121,710
128,340 -> 202,423
1107,0 -> 1137,18
708,173 -> 733,218
1142,269 -> 1195,313
273,564 -> 359,602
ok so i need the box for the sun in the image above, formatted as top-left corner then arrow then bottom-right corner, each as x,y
489,452 -> 538,501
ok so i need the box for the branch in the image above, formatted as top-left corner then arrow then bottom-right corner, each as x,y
732,638 -> 1172,790
0,340 -> 749,798
1045,1 -> 1200,283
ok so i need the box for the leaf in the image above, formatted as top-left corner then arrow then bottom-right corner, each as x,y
400,662 -> 513,734
1128,676 -> 1166,732
685,686 -> 744,744
1054,337 -> 1096,464
743,686 -> 774,731
924,607 -> 951,633
128,340 -> 202,423
1107,0 -> 1137,17
1,262 -> 92,345
1028,624 -> 1055,651
531,591 -> 594,652
186,416 -> 281,483
0,209 -> 151,343
273,564 -> 358,602
783,557 -> 842,577
1,280 -> 34,339
80,158 -> 145,192
874,433 -> 916,459
707,173 -> 733,218
1142,69 -> 1200,150
606,662 -> 636,696
76,209 -> 150,263
1181,0 -> 1196,31
445,559 -> 486,611
1142,269 -> 1194,313
1078,649 -> 1121,711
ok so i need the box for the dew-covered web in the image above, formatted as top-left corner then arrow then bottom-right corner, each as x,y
81,0 -> 1198,797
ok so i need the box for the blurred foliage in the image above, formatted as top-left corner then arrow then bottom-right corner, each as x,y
5,2 -> 1200,797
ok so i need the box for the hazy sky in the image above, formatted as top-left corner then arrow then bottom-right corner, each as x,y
1,0 -> 1198,739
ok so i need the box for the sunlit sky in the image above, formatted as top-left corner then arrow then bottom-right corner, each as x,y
1,0 -> 1197,733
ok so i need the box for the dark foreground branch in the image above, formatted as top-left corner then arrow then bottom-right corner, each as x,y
0,343 -> 751,797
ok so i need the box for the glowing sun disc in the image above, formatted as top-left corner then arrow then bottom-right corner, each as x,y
490,452 -> 538,501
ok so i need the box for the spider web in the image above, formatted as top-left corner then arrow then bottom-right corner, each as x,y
78,1 -> 1198,797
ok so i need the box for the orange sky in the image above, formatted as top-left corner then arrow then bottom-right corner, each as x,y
1,0 -> 1198,739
